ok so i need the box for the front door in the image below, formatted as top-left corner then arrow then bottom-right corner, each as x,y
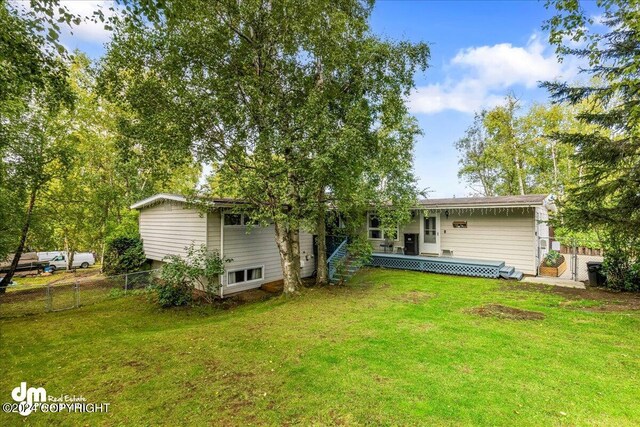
422,213 -> 440,255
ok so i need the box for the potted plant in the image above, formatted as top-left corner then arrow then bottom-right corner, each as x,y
539,250 -> 567,277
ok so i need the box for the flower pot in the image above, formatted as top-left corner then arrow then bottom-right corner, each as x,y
539,258 -> 567,277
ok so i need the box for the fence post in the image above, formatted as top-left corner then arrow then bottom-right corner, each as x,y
46,285 -> 51,312
125,273 -> 128,296
75,280 -> 80,308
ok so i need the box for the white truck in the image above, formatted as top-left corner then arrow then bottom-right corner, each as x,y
48,252 -> 96,271
37,251 -> 64,262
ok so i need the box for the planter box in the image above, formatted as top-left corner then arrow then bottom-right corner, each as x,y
539,259 -> 567,277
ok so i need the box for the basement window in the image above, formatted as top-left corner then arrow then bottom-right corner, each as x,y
452,221 -> 468,229
227,266 -> 264,285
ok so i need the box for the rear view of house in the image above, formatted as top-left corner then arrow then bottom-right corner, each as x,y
366,194 -> 553,276
131,194 -> 315,296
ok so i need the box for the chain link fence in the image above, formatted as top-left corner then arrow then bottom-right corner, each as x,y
0,269 -> 161,319
558,248 -> 604,282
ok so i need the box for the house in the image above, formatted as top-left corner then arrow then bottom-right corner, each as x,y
131,194 -> 315,296
366,194 -> 553,276
132,193 -> 553,295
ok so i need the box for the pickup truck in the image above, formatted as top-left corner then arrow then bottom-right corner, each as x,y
0,252 -> 49,273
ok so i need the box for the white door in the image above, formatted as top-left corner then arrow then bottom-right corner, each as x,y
422,213 -> 440,255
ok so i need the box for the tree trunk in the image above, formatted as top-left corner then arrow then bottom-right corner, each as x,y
64,236 -> 75,270
100,241 -> 106,273
0,188 -> 38,293
273,219 -> 302,294
551,142 -> 559,192
315,191 -> 328,286
514,151 -> 525,195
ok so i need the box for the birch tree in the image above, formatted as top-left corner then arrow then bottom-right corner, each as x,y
102,0 -> 428,294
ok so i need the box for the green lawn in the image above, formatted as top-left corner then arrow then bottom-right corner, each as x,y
10,265 -> 102,289
1,268 -> 639,426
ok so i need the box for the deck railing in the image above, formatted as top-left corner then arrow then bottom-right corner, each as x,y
369,253 -> 504,279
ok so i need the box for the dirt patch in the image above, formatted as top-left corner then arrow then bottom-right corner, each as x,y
124,360 -> 148,370
468,304 -> 545,321
396,290 -> 435,304
500,283 -> 640,312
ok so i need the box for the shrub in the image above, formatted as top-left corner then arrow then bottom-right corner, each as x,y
103,236 -> 147,275
155,280 -> 194,307
156,244 -> 231,307
602,241 -> 640,291
347,235 -> 373,268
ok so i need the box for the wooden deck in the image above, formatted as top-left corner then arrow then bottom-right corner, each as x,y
368,253 -> 506,279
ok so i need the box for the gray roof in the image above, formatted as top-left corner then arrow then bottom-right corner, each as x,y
419,194 -> 549,209
130,193 -> 246,210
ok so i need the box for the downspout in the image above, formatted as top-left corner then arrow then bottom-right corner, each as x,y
220,209 -> 224,299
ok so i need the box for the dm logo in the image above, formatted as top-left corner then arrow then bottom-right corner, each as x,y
11,382 -> 46,416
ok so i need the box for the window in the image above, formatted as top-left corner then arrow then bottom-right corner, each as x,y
227,266 -> 264,285
452,221 -> 468,229
329,213 -> 346,229
368,213 -> 398,240
224,213 -> 251,226
368,214 -> 381,239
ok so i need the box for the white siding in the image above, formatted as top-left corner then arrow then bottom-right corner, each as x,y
138,201 -> 207,261
439,209 -> 537,274
222,220 -> 314,294
207,211 -> 221,253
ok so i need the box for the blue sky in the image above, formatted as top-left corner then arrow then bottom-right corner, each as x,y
54,0 -> 594,197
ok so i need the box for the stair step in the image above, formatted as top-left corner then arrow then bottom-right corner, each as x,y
508,270 -> 524,281
499,266 -> 515,279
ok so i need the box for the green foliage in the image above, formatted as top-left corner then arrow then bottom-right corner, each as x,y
0,0 -> 74,115
158,244 -> 231,306
347,235 -> 373,268
103,0 -> 427,293
543,1 -> 640,232
543,250 -> 564,267
456,95 -> 580,197
544,0 -> 640,288
154,278 -> 193,308
103,236 -> 147,275
602,235 -> 640,292
553,227 -> 601,248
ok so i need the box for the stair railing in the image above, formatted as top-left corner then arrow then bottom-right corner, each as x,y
327,239 -> 348,283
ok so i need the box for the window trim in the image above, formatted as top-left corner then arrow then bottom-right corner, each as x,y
226,265 -> 265,286
367,213 -> 399,241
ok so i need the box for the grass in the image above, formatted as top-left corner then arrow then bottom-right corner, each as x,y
10,265 -> 102,290
1,268 -> 639,426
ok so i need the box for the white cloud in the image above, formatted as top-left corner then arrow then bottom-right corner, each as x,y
409,34 -> 580,115
58,1 -> 118,43
13,0 -> 118,44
